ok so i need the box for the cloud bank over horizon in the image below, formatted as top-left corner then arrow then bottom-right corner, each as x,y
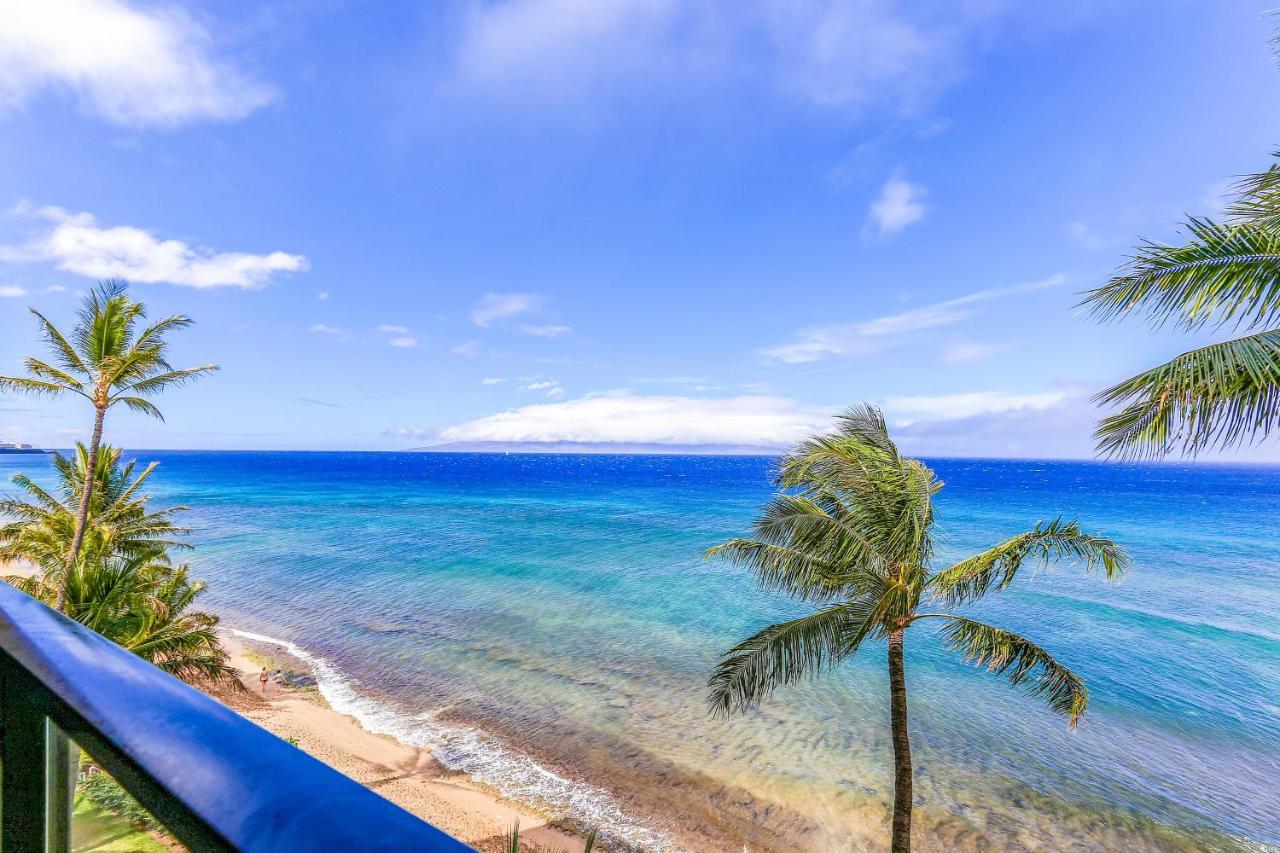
382,388 -> 1121,459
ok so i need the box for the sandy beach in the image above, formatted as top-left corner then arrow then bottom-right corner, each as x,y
213,631 -> 591,853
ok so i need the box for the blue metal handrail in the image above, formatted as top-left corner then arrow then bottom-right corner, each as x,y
0,580 -> 471,851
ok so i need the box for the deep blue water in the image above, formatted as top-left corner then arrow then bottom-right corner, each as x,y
3,451 -> 1278,850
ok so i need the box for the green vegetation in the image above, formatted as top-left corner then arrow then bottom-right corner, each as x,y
0,442 -> 237,688
78,771 -> 163,833
72,769 -> 168,852
0,280 -> 217,610
0,281 -> 233,841
706,406 -> 1127,853
1081,30 -> 1280,459
504,819 -> 597,852
0,442 -> 189,577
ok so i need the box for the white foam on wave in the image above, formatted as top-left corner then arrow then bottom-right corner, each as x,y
229,628 -> 679,851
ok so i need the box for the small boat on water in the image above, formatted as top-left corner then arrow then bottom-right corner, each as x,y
0,440 -> 49,455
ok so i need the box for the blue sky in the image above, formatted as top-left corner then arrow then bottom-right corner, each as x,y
2,0 -> 1280,457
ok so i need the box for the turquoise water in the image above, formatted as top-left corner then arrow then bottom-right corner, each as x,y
3,452 -> 1278,850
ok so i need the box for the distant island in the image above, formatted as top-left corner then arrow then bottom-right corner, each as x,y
407,441 -> 785,456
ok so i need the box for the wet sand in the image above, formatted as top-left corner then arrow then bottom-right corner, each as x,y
212,632 -> 591,852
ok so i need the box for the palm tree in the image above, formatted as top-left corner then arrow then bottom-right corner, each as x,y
0,443 -> 189,582
7,555 -> 239,688
0,280 -> 216,608
707,406 -> 1127,853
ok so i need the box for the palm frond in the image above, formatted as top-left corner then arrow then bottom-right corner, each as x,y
706,539 -> 851,603
929,518 -> 1128,605
709,599 -> 879,717
29,308 -> 89,375
1224,152 -> 1280,230
1081,218 -> 1280,330
111,396 -> 165,420
23,358 -> 88,395
123,365 -> 219,395
131,315 -> 194,353
0,376 -> 77,398
938,616 -> 1088,727
1093,329 -> 1280,458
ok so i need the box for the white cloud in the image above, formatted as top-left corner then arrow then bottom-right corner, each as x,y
865,175 -> 926,237
522,380 -> 557,391
481,377 -> 506,385
451,1 -> 987,118
521,323 -> 572,337
452,341 -> 480,357
388,336 -> 418,348
0,284 -> 27,297
309,323 -> 348,339
0,0 -> 275,128
0,205 -> 307,288
884,390 -> 1067,423
471,292 -> 539,327
317,291 -> 330,301
377,324 -> 410,334
761,274 -> 1066,364
439,392 -> 830,446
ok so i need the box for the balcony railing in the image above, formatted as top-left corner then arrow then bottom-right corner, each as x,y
0,580 -> 470,851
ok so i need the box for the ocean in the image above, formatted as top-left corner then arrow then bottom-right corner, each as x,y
3,451 -> 1278,851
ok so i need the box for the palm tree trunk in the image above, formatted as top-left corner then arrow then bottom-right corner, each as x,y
58,405 -> 105,611
888,628 -> 912,853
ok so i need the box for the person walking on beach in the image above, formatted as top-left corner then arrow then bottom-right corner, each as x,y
259,667 -> 269,693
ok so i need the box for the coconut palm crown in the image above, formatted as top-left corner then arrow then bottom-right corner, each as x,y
7,555 -> 238,689
1081,154 -> 1280,458
0,280 -> 216,609
0,443 -> 189,578
707,406 -> 1128,853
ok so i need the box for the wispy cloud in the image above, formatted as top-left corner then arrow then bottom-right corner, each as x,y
520,378 -> 564,397
884,390 -> 1066,423
374,324 -> 417,347
865,175 -> 927,237
0,0 -> 275,128
451,341 -> 480,357
634,376 -> 708,386
471,292 -> 539,327
1066,220 -> 1114,251
296,396 -> 341,409
521,323 -> 572,338
0,284 -> 27,297
308,323 -> 348,340
939,340 -> 1012,365
437,392 -> 830,446
451,1 -> 994,120
1,204 -> 307,288
760,274 -> 1067,364
481,377 -> 506,385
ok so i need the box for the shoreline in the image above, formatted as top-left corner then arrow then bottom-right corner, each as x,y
214,628 -> 604,852
0,558 -> 1265,851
